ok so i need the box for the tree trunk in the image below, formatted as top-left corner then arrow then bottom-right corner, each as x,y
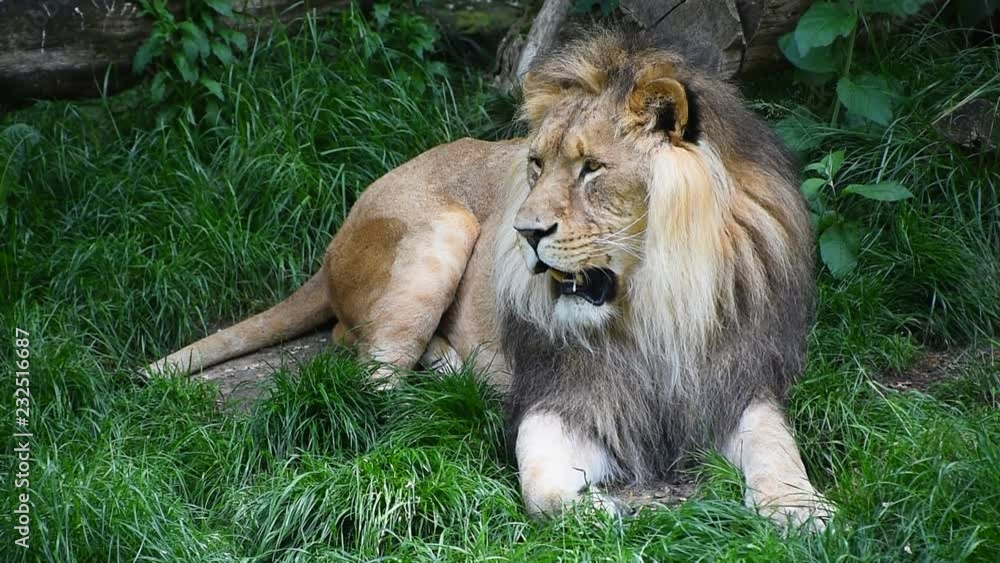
0,0 -> 351,106
495,0 -> 812,93
515,0 -> 574,82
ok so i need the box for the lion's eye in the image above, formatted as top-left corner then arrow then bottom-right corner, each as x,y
581,159 -> 604,177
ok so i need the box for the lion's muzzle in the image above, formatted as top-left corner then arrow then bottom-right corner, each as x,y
514,224 -> 619,306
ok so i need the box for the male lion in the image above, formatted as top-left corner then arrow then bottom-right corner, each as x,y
151,30 -> 832,528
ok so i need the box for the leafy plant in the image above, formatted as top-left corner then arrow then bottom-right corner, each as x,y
370,2 -> 447,74
801,150 -> 913,277
367,4 -> 449,94
133,0 -> 248,121
780,0 -> 933,126
372,3 -> 440,60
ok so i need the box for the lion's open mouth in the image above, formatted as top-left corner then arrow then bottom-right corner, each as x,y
547,268 -> 617,306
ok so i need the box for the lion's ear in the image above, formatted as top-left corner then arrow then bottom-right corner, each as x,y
627,67 -> 693,145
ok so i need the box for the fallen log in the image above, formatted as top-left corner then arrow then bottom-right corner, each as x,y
0,0 -> 351,106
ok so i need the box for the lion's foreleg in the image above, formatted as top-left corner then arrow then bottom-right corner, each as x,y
721,399 -> 833,530
515,410 -> 623,516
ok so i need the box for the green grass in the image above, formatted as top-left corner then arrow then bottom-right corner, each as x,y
2,8 -> 999,562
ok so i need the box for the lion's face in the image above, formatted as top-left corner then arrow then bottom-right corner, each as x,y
509,51 -> 704,331
502,39 -> 806,342
512,97 -> 650,322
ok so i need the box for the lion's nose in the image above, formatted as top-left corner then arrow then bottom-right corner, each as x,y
515,222 -> 558,250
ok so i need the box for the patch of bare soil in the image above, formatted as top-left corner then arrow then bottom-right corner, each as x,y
881,347 -> 997,392
197,331 -> 332,408
609,475 -> 699,509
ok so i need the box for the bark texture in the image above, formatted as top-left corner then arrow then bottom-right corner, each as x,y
0,0 -> 350,105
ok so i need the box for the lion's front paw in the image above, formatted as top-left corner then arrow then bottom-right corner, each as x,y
524,486 -> 630,519
750,492 -> 833,531
586,488 -> 632,518
746,477 -> 834,532
371,365 -> 402,391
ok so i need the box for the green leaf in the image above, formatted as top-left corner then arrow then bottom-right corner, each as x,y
805,150 -> 846,179
801,178 -> 827,205
837,74 -> 894,125
212,41 -> 234,65
200,13 -> 216,33
803,162 -> 825,175
205,99 -> 222,124
133,35 -> 163,74
794,2 -> 857,53
205,0 -> 233,18
142,0 -> 173,19
150,71 -> 169,102
824,150 -> 846,177
181,37 -> 199,61
220,29 -> 248,52
199,77 -> 224,101
842,181 -> 913,201
808,210 -> 822,231
820,221 -> 861,277
425,61 -> 448,78
775,112 -> 823,153
172,52 -> 199,84
817,209 -> 842,232
179,21 -> 211,58
779,33 -> 841,74
407,25 -> 439,59
157,106 -> 180,127
374,3 -> 391,27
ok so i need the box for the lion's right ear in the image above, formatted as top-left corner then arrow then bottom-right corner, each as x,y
627,64 -> 695,145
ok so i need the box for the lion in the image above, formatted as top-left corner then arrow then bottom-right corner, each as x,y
150,29 -> 833,528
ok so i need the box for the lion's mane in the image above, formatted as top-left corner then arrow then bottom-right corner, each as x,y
496,30 -> 815,482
